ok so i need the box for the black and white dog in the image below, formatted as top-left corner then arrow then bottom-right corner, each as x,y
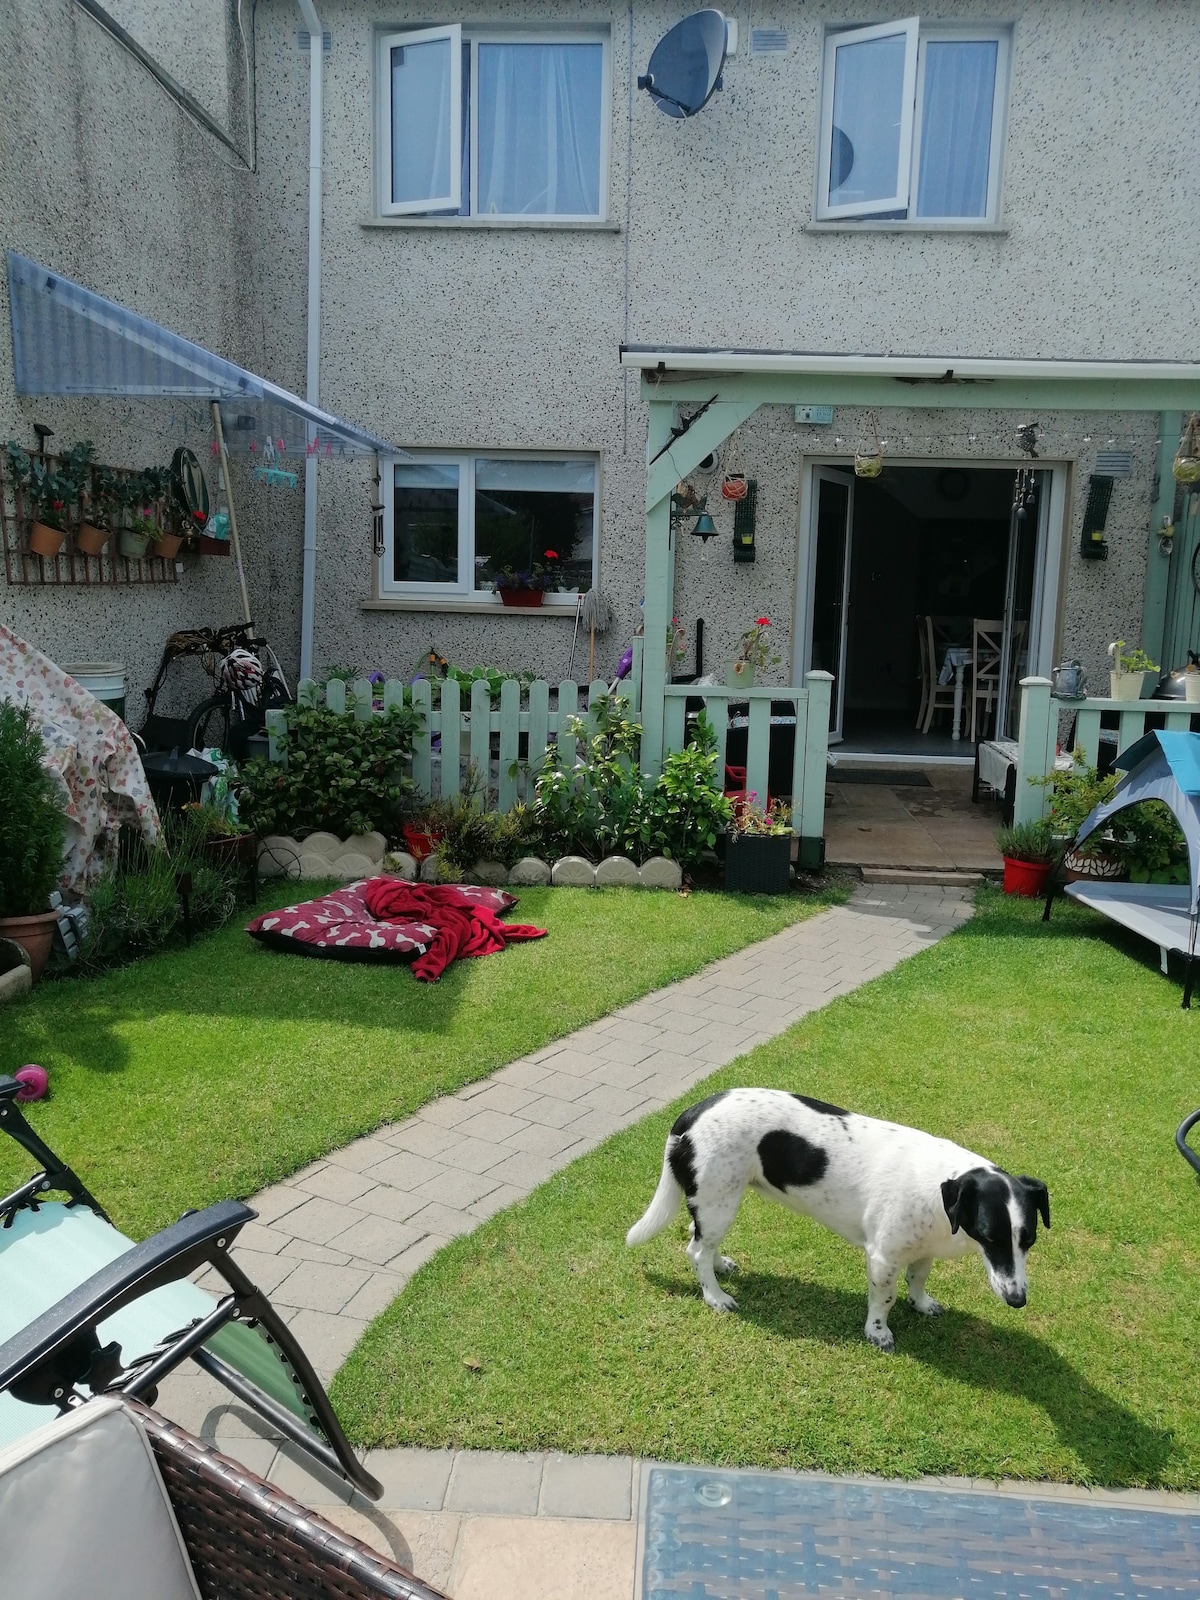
626,1088 -> 1050,1351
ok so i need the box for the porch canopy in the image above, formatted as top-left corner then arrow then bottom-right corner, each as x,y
7,251 -> 392,458
620,343 -> 1200,773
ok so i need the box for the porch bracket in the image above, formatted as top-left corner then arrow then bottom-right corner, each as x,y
645,396 -> 762,510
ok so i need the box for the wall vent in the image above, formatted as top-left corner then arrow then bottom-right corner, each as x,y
297,30 -> 332,55
1093,450 -> 1132,477
750,27 -> 788,54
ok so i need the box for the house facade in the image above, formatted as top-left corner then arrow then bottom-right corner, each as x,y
3,1 -> 1199,749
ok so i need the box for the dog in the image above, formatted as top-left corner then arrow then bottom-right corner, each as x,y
626,1088 -> 1049,1351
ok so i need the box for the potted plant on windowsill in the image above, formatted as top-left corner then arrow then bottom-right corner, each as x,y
1108,639 -> 1158,701
491,549 -> 561,608
0,703 -> 66,983
724,795 -> 793,894
995,819 -> 1057,896
727,616 -> 780,689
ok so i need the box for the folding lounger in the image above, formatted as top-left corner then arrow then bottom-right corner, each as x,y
0,1074 -> 379,1499
1045,730 -> 1200,1007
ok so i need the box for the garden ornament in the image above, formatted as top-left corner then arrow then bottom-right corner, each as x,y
1051,660 -> 1087,699
628,1087 -> 1049,1352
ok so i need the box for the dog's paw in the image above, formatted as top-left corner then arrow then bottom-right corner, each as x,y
865,1325 -> 896,1353
912,1296 -> 943,1317
704,1289 -> 739,1313
715,1255 -> 737,1275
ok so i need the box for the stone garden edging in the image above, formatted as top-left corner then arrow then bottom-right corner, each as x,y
256,833 -> 683,891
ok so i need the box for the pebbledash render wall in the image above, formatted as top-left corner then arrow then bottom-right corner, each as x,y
0,0 -> 279,712
247,0 -> 1198,693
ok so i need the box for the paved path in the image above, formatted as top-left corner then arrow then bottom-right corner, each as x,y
158,883 -> 978,1593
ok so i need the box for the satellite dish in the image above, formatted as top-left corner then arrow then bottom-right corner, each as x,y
638,9 -> 728,119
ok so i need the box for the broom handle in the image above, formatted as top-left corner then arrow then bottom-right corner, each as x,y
589,623 -> 595,682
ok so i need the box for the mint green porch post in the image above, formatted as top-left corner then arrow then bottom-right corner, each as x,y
1144,411 -> 1182,669
1013,677 -> 1056,825
641,399 -> 676,777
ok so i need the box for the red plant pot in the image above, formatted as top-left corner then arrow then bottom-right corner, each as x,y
1002,857 -> 1053,897
498,588 -> 545,608
402,825 -> 444,863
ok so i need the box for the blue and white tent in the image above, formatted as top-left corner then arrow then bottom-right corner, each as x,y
1065,730 -> 1200,1004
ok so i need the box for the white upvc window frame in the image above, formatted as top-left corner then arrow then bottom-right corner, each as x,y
909,24 -> 1010,224
817,17 -> 920,221
377,26 -> 610,222
815,18 -> 1009,225
379,452 -> 600,605
377,24 -> 463,217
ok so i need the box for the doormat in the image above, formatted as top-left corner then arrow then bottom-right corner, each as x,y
828,768 -> 932,786
642,1464 -> 1200,1598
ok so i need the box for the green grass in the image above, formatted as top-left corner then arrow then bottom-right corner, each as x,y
0,881 -> 840,1240
333,887 -> 1200,1489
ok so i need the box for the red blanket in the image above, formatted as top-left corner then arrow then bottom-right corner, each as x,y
363,878 -> 546,982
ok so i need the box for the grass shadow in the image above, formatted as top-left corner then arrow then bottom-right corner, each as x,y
646,1268 -> 1175,1483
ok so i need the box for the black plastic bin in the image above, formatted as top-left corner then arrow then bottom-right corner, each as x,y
725,834 -> 791,895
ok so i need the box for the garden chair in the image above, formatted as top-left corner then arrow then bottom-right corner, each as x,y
0,1394 -> 445,1599
0,1074 -> 379,1499
970,618 -> 1005,742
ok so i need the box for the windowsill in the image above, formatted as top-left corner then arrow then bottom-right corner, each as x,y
805,219 -> 1008,234
363,595 -> 583,615
362,215 -> 621,232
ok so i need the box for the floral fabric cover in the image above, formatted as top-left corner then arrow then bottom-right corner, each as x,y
246,878 -> 520,965
1,624 -> 160,893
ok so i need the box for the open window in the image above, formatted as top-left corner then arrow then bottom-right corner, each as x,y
379,27 -> 608,220
816,20 -> 1009,223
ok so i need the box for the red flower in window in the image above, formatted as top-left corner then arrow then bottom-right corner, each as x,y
756,616 -> 770,627
544,549 -> 559,560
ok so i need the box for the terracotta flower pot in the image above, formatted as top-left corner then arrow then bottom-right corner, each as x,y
1002,857 -> 1053,897
150,532 -> 183,559
75,522 -> 110,556
0,911 -> 59,983
498,588 -> 545,608
29,521 -> 65,557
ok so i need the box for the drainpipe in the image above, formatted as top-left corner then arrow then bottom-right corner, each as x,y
297,0 -> 323,681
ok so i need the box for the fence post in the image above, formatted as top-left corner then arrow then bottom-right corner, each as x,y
296,678 -> 318,707
350,678 -> 373,721
410,679 -> 432,799
265,707 -> 288,766
324,678 -> 346,715
796,671 -> 832,870
1013,676 -> 1055,824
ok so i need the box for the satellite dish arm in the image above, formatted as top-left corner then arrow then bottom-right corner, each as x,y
636,72 -> 695,116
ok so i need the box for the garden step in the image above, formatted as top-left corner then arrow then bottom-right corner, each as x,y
861,867 -> 992,886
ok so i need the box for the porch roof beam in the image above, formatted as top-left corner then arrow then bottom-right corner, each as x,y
645,396 -> 761,511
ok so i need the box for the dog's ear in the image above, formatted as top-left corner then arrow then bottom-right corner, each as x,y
1016,1175 -> 1050,1230
941,1172 -> 976,1234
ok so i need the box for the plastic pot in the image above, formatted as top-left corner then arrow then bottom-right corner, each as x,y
1062,847 -> 1128,883
725,833 -> 791,894
1110,671 -> 1148,701
498,588 -> 544,608
1002,857 -> 1053,897
151,532 -> 183,559
75,522 -> 110,555
402,824 -> 444,862
0,911 -> 59,983
29,521 -> 65,557
726,660 -> 756,689
119,528 -> 151,560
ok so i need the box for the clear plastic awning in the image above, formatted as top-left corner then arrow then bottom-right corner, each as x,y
7,251 -> 393,459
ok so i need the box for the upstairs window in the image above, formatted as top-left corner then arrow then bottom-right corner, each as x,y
378,27 -> 609,219
816,20 -> 1009,223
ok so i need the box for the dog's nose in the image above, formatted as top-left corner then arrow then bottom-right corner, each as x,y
1004,1288 -> 1027,1308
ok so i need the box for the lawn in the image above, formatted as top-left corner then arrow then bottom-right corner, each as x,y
0,881 -> 840,1240
333,887 -> 1200,1489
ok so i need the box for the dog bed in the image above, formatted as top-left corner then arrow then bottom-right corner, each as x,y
246,876 -> 546,981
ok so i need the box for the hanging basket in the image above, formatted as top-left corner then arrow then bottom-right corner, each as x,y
75,522 -> 110,555
854,411 -> 884,479
29,520 -> 65,557
1174,414 -> 1200,485
721,473 -> 748,501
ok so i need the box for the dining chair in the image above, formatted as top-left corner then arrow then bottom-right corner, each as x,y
970,618 -> 1006,741
918,614 -> 958,734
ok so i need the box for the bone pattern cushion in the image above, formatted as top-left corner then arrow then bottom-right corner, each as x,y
246,877 -> 517,961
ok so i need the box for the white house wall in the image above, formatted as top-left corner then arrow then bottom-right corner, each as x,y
247,0 -> 1197,689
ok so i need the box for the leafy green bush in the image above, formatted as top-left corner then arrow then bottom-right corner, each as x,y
995,818 -> 1056,864
418,783 -> 543,871
238,702 -> 420,838
0,702 -> 66,917
81,811 -> 238,972
531,696 -> 731,868
1030,753 -> 1187,880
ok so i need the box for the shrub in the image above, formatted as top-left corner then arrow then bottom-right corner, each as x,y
626,717 -> 733,866
238,701 -> 420,838
419,786 -> 543,872
0,701 -> 66,916
81,810 -> 238,971
995,818 -> 1056,864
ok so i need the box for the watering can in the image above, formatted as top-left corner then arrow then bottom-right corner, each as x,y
1051,660 -> 1088,700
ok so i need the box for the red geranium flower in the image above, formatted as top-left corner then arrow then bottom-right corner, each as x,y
756,616 -> 770,626
544,549 -> 558,560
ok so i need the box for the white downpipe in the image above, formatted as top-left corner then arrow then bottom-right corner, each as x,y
297,0 -> 323,681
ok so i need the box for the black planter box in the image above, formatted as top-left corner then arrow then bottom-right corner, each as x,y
724,834 -> 792,895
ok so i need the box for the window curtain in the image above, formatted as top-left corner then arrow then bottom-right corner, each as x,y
476,42 -> 602,216
916,41 -> 997,218
391,37 -> 452,206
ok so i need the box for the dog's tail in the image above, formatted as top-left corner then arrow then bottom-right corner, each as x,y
626,1145 -> 683,1246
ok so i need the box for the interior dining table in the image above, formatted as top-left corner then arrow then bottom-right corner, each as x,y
937,645 -> 973,741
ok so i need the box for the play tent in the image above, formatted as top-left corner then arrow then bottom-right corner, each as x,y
1062,729 -> 1200,1005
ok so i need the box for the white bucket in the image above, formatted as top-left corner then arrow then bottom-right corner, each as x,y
62,662 -> 126,719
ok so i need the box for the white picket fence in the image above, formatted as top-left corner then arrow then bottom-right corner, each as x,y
1013,676 -> 1194,824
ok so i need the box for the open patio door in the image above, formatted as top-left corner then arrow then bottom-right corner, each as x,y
995,468 -> 1047,739
810,467 -> 855,740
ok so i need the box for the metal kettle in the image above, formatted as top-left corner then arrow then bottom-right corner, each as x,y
1153,650 -> 1200,700
1051,660 -> 1088,700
